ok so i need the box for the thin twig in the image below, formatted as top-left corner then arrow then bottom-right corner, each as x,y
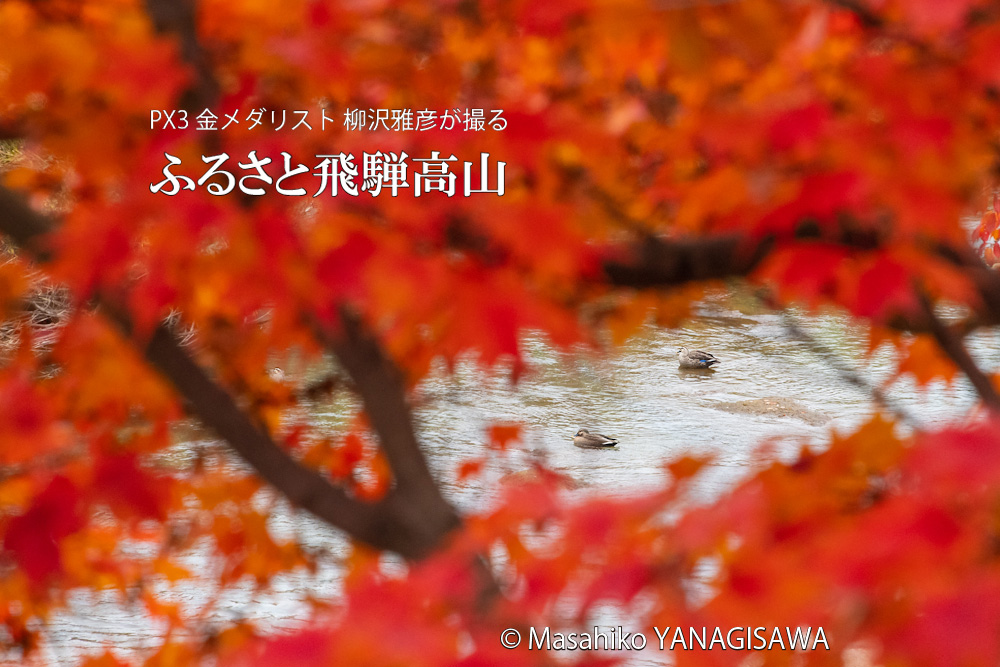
776,307 -> 919,429
918,292 -> 1000,413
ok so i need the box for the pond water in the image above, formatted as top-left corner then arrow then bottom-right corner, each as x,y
407,290 -> 990,508
38,289 -> 999,665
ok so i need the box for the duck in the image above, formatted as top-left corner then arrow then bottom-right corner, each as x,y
573,429 -> 619,449
677,347 -> 719,369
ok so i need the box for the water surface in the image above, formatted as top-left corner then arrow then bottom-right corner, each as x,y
40,291 -> 997,664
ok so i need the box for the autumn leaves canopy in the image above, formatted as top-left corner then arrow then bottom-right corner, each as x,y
2,0 -> 1000,665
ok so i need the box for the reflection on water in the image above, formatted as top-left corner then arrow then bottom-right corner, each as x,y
43,291 -> 998,664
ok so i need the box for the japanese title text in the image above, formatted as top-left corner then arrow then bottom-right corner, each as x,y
149,151 -> 506,198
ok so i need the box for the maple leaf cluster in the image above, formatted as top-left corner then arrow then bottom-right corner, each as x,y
0,0 -> 999,665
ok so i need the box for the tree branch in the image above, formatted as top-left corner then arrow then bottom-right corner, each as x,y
143,0 -> 219,111
7,171 -> 1000,554
918,292 -> 1000,413
0,185 -> 455,559
0,186 -> 54,262
602,234 -> 770,288
826,0 -> 884,29
139,0 -> 461,558
141,324 -> 409,551
317,310 -> 461,557
0,1 -> 463,560
603,233 -> 1000,333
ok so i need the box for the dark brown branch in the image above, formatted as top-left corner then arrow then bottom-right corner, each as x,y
141,324 -> 405,551
0,185 -> 455,559
939,243 -> 1000,328
137,0 -> 460,556
826,0 -> 884,29
0,186 -> 55,261
324,312 -> 439,492
918,292 -> 1000,413
143,0 -> 219,111
7,172 -> 1000,555
602,233 -> 1000,333
0,125 -> 25,142
137,0 -> 459,558
602,234 -> 770,288
143,323 -> 455,558
317,311 -> 461,556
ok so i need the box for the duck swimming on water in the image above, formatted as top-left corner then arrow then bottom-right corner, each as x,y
677,347 -> 719,369
573,429 -> 619,449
